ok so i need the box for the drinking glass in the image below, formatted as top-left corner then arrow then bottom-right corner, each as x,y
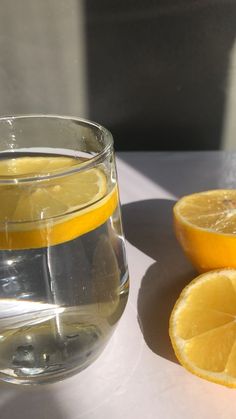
0,115 -> 129,385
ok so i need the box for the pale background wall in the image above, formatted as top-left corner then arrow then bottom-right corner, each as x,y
0,0 -> 87,118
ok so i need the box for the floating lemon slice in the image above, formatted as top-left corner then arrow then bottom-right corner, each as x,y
174,189 -> 236,272
169,269 -> 236,388
0,156 -> 118,249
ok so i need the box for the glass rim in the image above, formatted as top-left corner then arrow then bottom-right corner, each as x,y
0,114 -> 114,184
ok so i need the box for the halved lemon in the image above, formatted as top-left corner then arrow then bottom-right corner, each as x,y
169,269 -> 236,388
174,189 -> 236,272
0,156 -> 118,249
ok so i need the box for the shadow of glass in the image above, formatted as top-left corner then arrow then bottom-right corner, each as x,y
119,151 -> 227,198
122,199 -> 196,362
0,384 -> 66,419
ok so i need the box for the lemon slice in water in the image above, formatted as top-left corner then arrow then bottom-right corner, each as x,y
0,156 -> 118,249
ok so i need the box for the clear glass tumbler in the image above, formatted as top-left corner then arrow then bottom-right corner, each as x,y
0,115 -> 129,384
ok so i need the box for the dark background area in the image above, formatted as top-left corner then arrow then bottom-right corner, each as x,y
85,0 -> 236,150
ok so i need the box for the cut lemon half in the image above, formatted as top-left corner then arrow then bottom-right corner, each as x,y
0,156 -> 118,250
174,189 -> 236,272
169,269 -> 236,388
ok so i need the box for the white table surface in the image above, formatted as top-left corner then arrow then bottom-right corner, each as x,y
1,151 -> 236,419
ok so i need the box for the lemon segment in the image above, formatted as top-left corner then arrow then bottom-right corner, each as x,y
0,156 -> 118,249
169,269 -> 236,387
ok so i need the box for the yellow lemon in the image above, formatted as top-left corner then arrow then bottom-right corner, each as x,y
169,269 -> 236,388
174,189 -> 236,272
